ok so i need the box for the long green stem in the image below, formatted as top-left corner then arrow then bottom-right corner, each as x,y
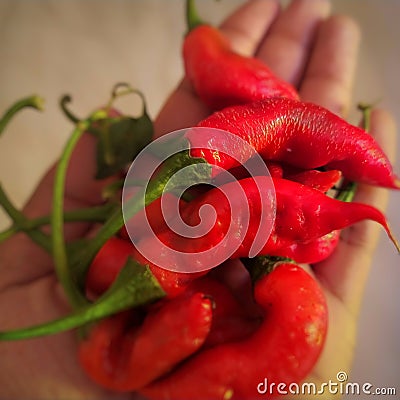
0,259 -> 164,340
358,102 -> 372,132
59,95 -> 80,124
51,121 -> 91,309
0,95 -> 44,137
0,226 -> 15,242
186,0 -> 204,33
0,184 -> 52,252
70,176 -> 164,283
0,203 -> 115,244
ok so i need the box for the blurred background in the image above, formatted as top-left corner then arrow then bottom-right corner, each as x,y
0,0 -> 399,397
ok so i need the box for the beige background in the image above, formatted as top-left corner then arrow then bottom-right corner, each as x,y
0,0 -> 399,397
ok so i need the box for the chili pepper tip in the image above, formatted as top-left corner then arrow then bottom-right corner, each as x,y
388,228 -> 400,254
382,219 -> 400,253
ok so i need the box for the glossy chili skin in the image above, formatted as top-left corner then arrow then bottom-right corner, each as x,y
266,177 -> 396,245
232,177 -> 398,257
140,263 -> 328,400
236,161 -> 342,192
183,25 -> 298,110
266,230 -> 340,264
170,177 -> 397,261
79,291 -> 212,392
189,97 -> 400,189
88,174 -> 396,296
284,169 -> 342,192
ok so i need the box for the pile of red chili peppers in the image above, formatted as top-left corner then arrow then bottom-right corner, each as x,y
0,1 -> 399,399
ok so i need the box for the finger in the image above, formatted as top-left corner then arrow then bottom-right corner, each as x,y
299,14 -> 361,116
313,109 -> 397,316
220,0 -> 280,56
154,0 -> 281,137
256,0 -> 331,86
153,80 -> 210,138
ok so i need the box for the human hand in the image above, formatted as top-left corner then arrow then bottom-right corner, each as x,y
153,0 -> 396,397
0,0 -> 396,399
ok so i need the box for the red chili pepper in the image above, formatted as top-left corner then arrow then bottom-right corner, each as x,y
147,176 -> 273,269
78,291 -> 212,391
189,97 -> 400,189
159,177 -> 398,262
86,237 -> 133,297
183,1 -> 298,111
123,192 -> 185,242
140,262 -> 328,400
232,177 -> 399,258
183,26 -> 299,110
265,177 -> 398,247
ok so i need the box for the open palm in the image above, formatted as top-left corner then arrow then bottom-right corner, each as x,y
0,1 -> 396,399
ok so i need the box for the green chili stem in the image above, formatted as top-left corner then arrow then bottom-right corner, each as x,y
70,175 -> 164,283
0,95 -> 44,137
106,83 -> 148,116
0,184 -> 52,252
186,0 -> 204,33
242,256 -> 294,284
59,95 -> 80,124
358,102 -> 372,133
0,203 -> 115,244
51,120 -> 91,309
0,259 -> 165,341
0,184 -> 23,223
0,226 -> 15,242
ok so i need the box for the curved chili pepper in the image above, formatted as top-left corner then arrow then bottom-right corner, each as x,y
149,176 -> 274,268
183,1 -> 298,111
88,172 -> 397,295
232,177 -> 399,258
183,25 -> 299,110
140,262 -> 328,400
123,177 -> 397,269
189,97 -> 400,189
79,291 -> 212,391
86,237 -> 132,297
266,177 -> 398,247
163,177 -> 398,261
